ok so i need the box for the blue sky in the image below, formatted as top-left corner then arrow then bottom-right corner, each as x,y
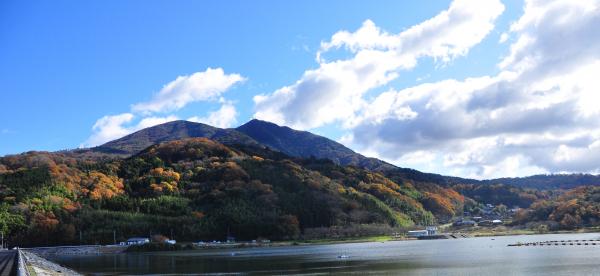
3,0 -> 600,179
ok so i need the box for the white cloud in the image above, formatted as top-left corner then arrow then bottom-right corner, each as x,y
254,0 -> 504,130
83,68 -> 244,147
132,68 -> 245,114
82,113 -> 135,147
346,0 -> 600,178
188,101 -> 238,128
319,0 -> 504,62
254,49 -> 404,129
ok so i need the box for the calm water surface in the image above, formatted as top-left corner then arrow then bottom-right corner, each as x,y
48,233 -> 600,275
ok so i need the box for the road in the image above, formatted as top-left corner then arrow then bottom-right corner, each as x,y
0,250 -> 16,276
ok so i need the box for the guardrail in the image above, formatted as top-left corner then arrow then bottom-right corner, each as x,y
16,249 -> 30,276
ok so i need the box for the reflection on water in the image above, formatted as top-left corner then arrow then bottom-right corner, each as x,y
48,233 -> 600,275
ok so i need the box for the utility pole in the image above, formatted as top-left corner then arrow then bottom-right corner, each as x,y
80,230 -> 82,245
1,232 -> 3,249
113,230 -> 116,245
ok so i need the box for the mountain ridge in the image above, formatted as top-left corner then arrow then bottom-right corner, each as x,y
84,119 -> 600,188
92,119 -> 397,171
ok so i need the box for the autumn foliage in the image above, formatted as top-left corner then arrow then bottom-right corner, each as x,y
2,137 -> 585,247
513,186 -> 600,230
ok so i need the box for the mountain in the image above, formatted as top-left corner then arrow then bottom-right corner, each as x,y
89,119 -> 600,189
93,120 -> 260,155
92,119 -> 396,171
236,119 -> 396,171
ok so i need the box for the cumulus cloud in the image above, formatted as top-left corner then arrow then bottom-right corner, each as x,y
319,0 -> 504,62
188,101 -> 238,128
83,68 -> 244,147
83,113 -> 135,147
254,0 -> 504,130
347,0 -> 600,178
132,68 -> 245,114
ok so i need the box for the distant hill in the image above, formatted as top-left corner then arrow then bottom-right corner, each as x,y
483,174 -> 600,190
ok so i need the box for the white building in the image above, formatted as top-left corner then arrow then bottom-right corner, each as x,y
408,226 -> 438,238
165,239 -> 176,245
408,230 -> 428,237
426,226 -> 438,236
126,237 -> 150,245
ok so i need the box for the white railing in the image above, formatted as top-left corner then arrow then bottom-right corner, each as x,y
16,249 -> 31,276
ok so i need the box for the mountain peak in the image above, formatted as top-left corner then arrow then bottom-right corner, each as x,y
240,118 -> 285,128
93,120 -> 259,155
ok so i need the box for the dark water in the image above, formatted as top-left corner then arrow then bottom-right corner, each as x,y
48,233 -> 600,275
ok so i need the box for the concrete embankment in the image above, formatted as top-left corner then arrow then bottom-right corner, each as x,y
19,250 -> 81,276
16,245 -> 127,275
27,245 -> 127,256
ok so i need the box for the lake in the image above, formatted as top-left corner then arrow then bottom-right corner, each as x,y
47,233 -> 600,275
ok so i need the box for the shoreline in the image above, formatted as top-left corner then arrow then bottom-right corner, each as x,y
40,230 -> 600,275
27,228 -> 600,256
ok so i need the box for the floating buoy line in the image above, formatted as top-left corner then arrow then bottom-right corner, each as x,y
508,239 -> 600,247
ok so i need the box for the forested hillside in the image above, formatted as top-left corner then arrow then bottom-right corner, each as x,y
0,138 -> 466,247
513,186 -> 600,230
